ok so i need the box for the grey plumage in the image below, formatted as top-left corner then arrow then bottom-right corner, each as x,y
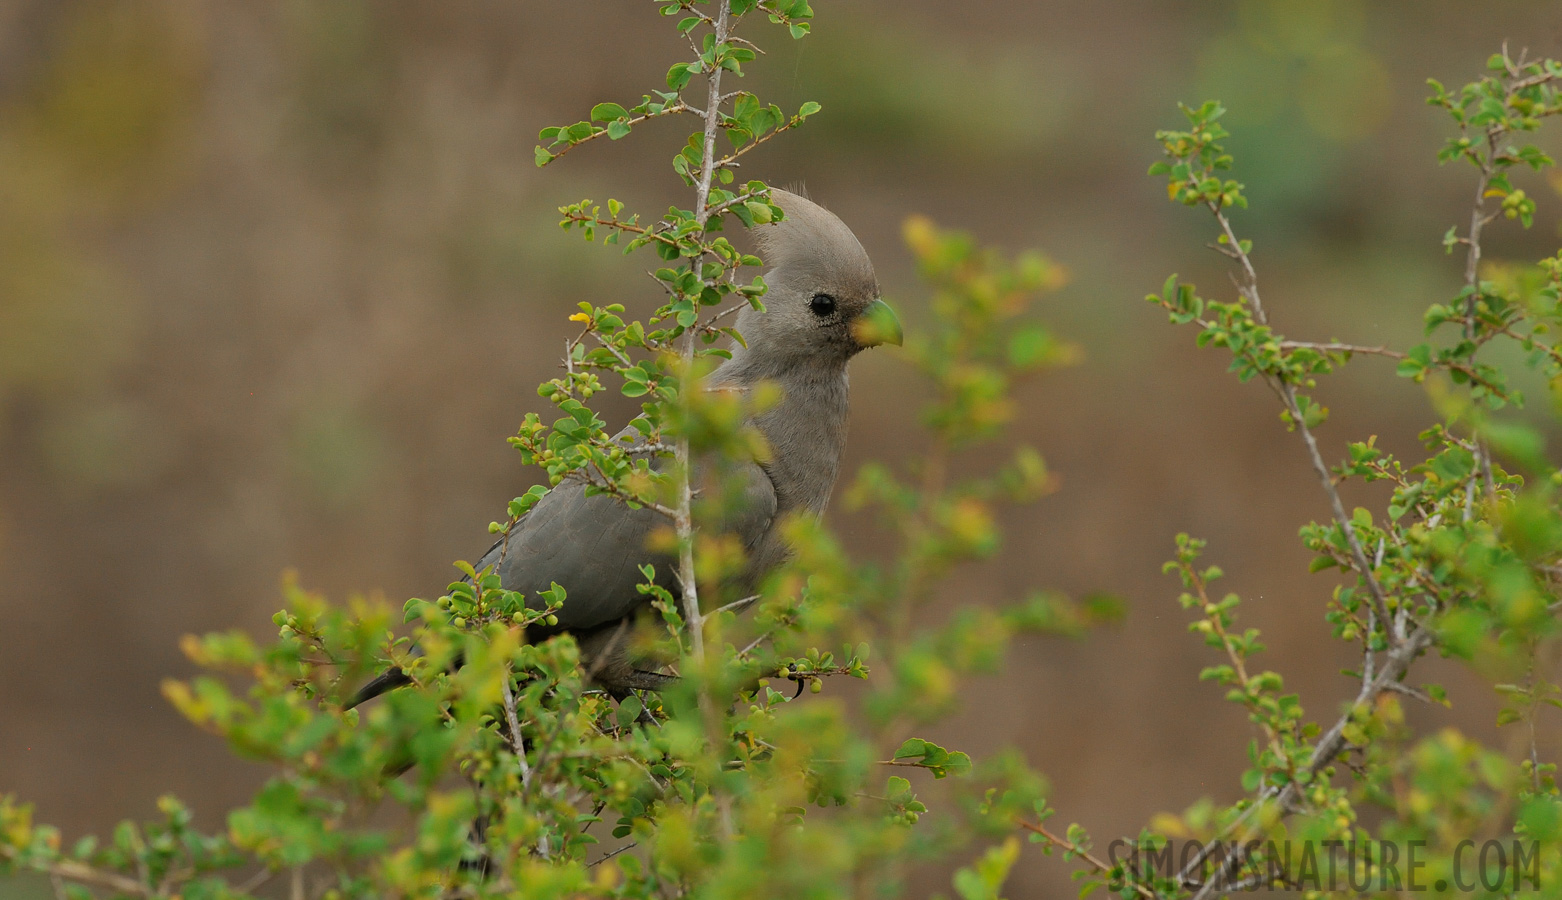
348,190 -> 898,705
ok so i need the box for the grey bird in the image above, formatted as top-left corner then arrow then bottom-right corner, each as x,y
348,190 -> 899,706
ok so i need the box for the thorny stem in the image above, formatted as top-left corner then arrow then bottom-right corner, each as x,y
697,300 -> 749,336
1209,205 -> 1397,644
500,674 -> 532,790
501,669 -> 550,859
715,117 -> 804,168
1173,331 -> 1509,399
1268,339 -> 1505,397
1298,626 -> 1435,796
676,0 -> 733,839
1447,52 -> 1561,523
676,0 -> 731,665
1458,79 -> 1502,525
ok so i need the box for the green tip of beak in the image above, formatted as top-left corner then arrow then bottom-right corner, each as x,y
851,299 -> 903,348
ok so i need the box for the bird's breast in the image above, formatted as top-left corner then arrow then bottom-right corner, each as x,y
752,369 -> 850,516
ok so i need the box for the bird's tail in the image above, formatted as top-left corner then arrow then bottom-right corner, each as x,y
343,667 -> 412,710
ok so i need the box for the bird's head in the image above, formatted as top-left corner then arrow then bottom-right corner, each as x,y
733,189 -> 901,371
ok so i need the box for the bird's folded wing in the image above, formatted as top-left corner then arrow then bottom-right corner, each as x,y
344,449 -> 778,708
477,457 -> 777,634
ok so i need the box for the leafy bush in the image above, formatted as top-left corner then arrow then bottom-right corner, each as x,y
5,6 -> 1562,900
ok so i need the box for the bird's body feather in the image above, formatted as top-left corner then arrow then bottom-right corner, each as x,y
475,447 -> 779,634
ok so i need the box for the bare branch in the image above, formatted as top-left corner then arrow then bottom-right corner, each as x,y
1278,340 -> 1405,359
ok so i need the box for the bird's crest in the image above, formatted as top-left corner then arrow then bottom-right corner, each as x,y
754,189 -> 878,296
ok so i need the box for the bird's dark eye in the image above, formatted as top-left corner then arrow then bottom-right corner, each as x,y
809,293 -> 837,317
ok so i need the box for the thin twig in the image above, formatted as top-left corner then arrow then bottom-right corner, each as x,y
1189,842 -> 1253,900
559,212 -> 682,251
1301,627 -> 1435,787
703,186 -> 770,218
674,0 -> 731,666
1362,605 -> 1377,686
500,667 -> 552,858
715,119 -> 804,168
543,101 -> 693,165
1017,820 -> 1156,900
588,843 -> 637,868
1209,204 -> 1397,644
1278,340 -> 1405,359
4,856 -> 153,897
736,627 -> 775,658
676,1 -> 737,842
500,674 -> 532,789
699,301 -> 751,335
1383,680 -> 1435,704
1174,798 -> 1268,886
702,594 -> 760,624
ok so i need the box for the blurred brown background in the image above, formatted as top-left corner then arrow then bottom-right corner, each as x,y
3,1 -> 1562,896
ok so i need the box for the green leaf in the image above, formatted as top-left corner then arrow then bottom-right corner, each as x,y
615,693 -> 644,729
1397,343 -> 1431,378
743,200 -> 773,224
591,102 -> 629,122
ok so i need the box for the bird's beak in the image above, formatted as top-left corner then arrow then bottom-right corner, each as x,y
850,299 -> 903,348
